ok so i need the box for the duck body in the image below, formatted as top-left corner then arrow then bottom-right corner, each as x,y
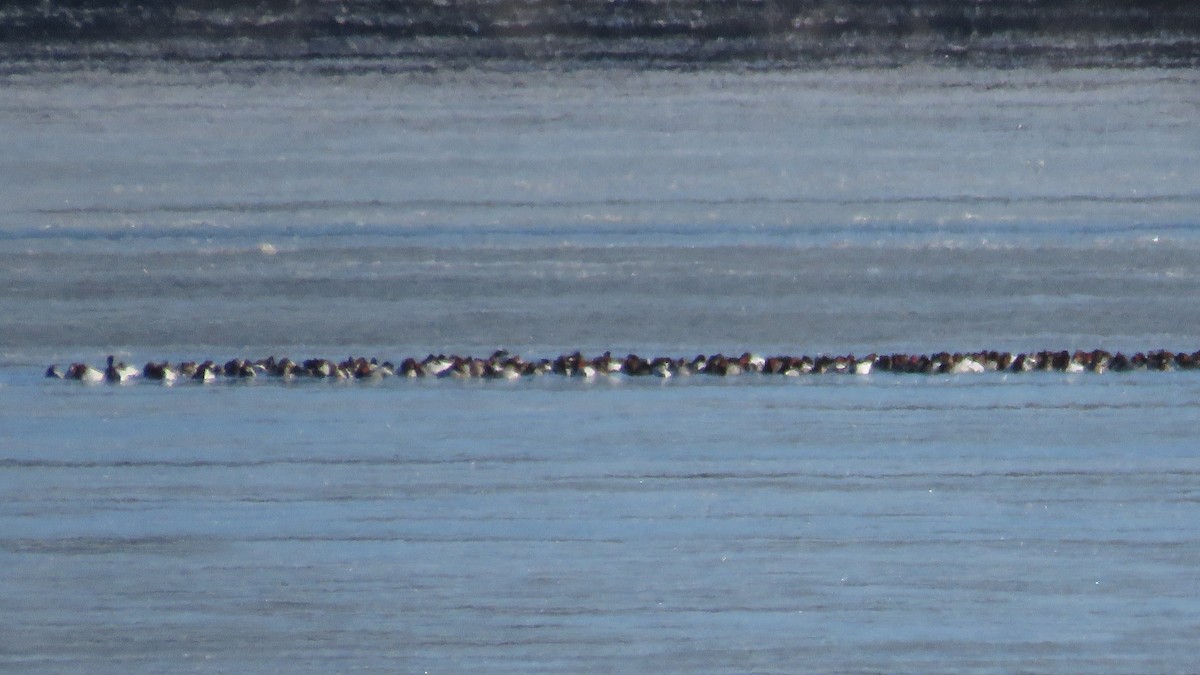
143,361 -> 178,383
66,362 -> 104,382
104,355 -> 139,383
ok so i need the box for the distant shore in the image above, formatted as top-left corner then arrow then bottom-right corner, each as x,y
2,0 -> 1198,68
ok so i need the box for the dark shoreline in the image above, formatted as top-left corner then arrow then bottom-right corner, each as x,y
2,1 -> 1199,69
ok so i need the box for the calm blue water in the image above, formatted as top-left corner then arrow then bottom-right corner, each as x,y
3,54 -> 1200,671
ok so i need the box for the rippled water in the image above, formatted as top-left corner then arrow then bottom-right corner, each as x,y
3,54 -> 1200,671
5,371 -> 1200,671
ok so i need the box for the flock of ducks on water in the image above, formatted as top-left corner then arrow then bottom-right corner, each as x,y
45,348 -> 1200,384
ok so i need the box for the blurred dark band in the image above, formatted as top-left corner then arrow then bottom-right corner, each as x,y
2,1 -> 1199,67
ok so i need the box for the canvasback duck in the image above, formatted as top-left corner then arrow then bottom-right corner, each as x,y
143,361 -> 178,383
67,362 -> 104,382
192,360 -> 220,382
593,352 -> 623,375
949,354 -> 984,374
744,353 -> 766,372
623,354 -> 651,376
422,354 -> 455,377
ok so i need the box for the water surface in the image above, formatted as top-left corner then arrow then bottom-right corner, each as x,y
3,52 -> 1200,672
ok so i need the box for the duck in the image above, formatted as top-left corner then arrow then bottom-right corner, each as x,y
594,352 -> 623,375
143,361 -> 178,383
481,356 -> 518,379
304,358 -> 337,378
1148,350 -> 1175,371
354,358 -> 392,380
422,354 -> 455,377
552,352 -> 580,377
1088,350 -> 1111,374
66,362 -> 104,382
398,357 -> 424,377
987,351 -> 1013,371
192,360 -> 220,382
223,358 -> 258,378
650,357 -> 675,378
436,356 -> 470,378
269,357 -> 298,377
793,356 -> 816,375
1010,353 -> 1035,372
1063,350 -> 1086,373
949,353 -> 984,374
811,355 -> 835,374
104,355 -> 138,383
781,357 -> 808,376
623,354 -> 651,376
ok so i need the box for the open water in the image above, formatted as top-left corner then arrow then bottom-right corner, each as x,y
3,19 -> 1200,672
